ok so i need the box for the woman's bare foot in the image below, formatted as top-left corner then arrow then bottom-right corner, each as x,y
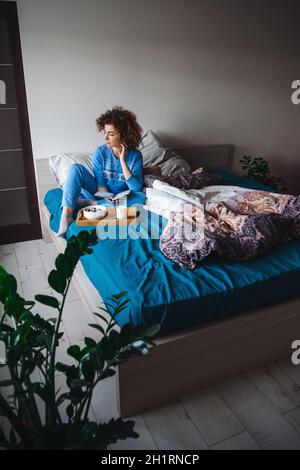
57,207 -> 74,237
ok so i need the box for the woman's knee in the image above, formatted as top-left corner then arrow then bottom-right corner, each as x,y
70,163 -> 85,173
68,163 -> 87,180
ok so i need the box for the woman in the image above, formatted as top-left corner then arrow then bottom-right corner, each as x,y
57,106 -> 144,237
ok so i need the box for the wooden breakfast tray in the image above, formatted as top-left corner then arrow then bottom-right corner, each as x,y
76,207 -> 138,226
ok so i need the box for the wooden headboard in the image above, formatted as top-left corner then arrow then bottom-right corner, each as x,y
172,144 -> 234,172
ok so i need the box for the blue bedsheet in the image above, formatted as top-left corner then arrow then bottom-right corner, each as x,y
44,172 -> 300,336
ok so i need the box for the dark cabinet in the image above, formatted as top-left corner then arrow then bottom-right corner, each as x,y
0,1 -> 41,244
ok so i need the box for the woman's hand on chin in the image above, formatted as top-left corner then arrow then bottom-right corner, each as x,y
119,143 -> 127,162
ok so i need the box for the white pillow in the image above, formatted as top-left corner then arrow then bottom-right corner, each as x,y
49,153 -> 93,188
139,129 -> 191,176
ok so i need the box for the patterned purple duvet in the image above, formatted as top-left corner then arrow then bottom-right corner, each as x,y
160,190 -> 300,269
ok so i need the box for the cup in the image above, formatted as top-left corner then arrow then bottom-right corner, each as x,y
116,197 -> 128,219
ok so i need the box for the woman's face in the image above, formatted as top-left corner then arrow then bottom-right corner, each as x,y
103,124 -> 122,148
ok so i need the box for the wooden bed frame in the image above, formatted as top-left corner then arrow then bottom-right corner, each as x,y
36,145 -> 300,418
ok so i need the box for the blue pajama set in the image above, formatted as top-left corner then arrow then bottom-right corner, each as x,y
62,144 -> 144,209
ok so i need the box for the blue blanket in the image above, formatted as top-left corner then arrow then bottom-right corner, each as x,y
44,171 -> 300,336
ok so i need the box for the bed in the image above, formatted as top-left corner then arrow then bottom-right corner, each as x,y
39,145 -> 300,417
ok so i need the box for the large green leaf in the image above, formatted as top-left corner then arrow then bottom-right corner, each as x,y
56,362 -> 78,376
89,349 -> 104,372
100,369 -> 115,380
100,336 -> 113,361
84,337 -> 96,349
3,274 -> 17,297
65,241 -> 80,266
88,230 -> 98,245
20,360 -> 36,381
70,379 -> 88,389
4,296 -> 23,317
81,358 -> 95,383
0,266 -> 7,285
48,270 -> 66,295
119,323 -> 132,347
35,295 -> 59,309
93,311 -> 109,325
109,330 -> 120,353
55,254 -> 73,279
78,231 -> 89,247
111,291 -> 128,301
67,345 -> 82,361
88,323 -> 105,336
37,333 -> 53,351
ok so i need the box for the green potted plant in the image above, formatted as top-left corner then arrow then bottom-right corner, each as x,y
240,155 -> 288,192
0,230 -> 160,449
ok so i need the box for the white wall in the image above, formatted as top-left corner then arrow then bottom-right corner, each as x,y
13,0 -> 300,192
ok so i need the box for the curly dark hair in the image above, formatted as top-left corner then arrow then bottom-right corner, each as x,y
96,106 -> 143,150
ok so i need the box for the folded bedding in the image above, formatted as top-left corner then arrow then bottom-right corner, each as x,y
44,170 -> 300,336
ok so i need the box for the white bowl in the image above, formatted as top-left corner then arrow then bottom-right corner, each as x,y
83,205 -> 107,220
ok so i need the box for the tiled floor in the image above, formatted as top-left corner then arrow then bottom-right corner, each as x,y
2,239 -> 300,450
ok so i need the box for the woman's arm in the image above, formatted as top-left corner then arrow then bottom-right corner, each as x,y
91,147 -> 108,192
120,146 -> 144,192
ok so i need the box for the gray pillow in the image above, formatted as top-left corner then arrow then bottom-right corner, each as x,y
138,130 -> 170,166
139,129 -> 191,176
159,155 -> 191,176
